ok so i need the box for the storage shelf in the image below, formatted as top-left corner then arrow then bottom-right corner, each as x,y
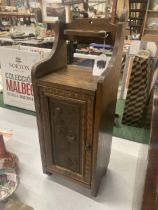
130,25 -> 142,27
64,29 -> 106,38
130,9 -> 146,12
147,10 -> 158,13
74,53 -> 99,60
130,0 -> 148,3
129,0 -> 148,34
145,28 -> 158,31
129,17 -> 144,20
140,0 -> 158,38
0,12 -> 35,17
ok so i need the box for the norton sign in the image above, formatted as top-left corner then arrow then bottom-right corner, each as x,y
0,46 -> 50,111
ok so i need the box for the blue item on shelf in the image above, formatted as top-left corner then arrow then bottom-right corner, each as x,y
90,43 -> 113,49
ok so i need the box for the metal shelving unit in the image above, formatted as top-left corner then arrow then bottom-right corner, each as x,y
142,1 -> 158,37
129,0 -> 148,35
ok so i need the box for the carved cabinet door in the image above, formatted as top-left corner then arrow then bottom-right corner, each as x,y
39,89 -> 93,185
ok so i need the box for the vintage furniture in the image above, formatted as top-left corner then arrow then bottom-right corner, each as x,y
133,88 -> 158,210
32,19 -> 124,196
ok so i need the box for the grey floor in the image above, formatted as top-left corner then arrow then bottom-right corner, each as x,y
0,107 -> 141,210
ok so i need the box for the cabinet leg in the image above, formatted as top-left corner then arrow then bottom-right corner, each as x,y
103,168 -> 107,176
91,169 -> 108,196
91,186 -> 98,197
45,171 -> 52,176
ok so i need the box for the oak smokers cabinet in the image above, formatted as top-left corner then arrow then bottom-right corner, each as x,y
32,19 -> 124,196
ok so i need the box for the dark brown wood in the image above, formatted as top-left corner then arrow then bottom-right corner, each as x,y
64,18 -> 117,45
111,0 -> 118,24
91,23 -> 125,196
64,30 -> 106,38
65,18 -> 116,32
32,22 -> 67,79
133,89 -> 158,210
141,89 -> 158,210
32,19 -> 124,196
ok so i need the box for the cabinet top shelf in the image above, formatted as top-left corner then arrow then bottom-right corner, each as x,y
64,29 -> 107,38
37,65 -> 100,93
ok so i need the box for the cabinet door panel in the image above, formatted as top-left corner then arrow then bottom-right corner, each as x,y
49,97 -> 81,173
40,92 -> 92,185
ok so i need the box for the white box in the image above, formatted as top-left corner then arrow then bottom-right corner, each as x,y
0,46 -> 51,111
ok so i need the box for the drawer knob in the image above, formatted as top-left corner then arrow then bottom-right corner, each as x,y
55,107 -> 61,113
67,135 -> 75,143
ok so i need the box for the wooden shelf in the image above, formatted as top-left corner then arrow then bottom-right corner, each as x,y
130,9 -> 146,12
130,25 -> 142,27
145,28 -> 158,31
74,53 -> 99,60
142,34 -> 158,42
38,65 -> 98,92
142,0 -> 158,37
129,17 -> 144,20
0,12 -> 35,17
64,29 -> 106,38
147,10 -> 158,12
130,0 -> 148,3
129,0 -> 148,34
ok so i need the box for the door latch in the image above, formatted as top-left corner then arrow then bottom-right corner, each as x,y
85,143 -> 92,151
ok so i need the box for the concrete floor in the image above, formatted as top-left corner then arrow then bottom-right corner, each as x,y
0,107 -> 142,210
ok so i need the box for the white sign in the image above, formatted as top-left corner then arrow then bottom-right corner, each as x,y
0,46 -> 51,111
93,54 -> 111,76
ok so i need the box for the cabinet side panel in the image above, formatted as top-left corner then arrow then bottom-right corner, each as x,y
91,24 -> 125,196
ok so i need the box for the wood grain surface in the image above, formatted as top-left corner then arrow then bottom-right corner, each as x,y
32,19 -> 124,196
